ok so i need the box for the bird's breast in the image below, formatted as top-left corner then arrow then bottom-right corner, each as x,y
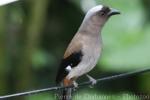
66,35 -> 102,79
82,39 -> 102,72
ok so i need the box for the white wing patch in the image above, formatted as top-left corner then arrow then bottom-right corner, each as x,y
65,65 -> 72,72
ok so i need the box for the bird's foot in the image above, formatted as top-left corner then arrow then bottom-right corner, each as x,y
73,81 -> 78,88
86,74 -> 97,88
72,81 -> 78,91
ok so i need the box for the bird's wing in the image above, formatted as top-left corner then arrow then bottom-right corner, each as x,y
56,35 -> 83,83
64,39 -> 83,59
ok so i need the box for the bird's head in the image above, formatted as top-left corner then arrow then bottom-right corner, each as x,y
84,5 -> 120,28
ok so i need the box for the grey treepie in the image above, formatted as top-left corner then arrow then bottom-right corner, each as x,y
56,5 -> 120,100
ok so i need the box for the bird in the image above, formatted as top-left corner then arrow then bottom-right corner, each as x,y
56,5 -> 120,100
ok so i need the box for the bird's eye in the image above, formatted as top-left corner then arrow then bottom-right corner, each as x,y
99,10 -> 106,16
98,6 -> 110,16
101,11 -> 105,16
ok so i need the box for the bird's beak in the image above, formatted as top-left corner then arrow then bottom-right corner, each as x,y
108,8 -> 120,16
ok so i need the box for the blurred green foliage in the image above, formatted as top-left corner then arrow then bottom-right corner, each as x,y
0,0 -> 150,100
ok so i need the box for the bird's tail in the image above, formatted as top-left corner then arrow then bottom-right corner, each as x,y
61,87 -> 72,100
60,78 -> 73,100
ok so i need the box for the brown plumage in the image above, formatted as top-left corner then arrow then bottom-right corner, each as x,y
64,33 -> 83,59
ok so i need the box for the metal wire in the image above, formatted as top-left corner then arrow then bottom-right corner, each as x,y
0,68 -> 150,99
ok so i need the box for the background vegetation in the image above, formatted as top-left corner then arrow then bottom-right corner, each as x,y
0,0 -> 150,100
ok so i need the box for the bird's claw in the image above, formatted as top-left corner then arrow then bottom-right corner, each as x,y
86,74 -> 97,88
73,81 -> 78,91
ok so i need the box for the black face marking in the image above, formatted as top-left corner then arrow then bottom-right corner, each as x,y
56,50 -> 83,83
99,6 -> 110,16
